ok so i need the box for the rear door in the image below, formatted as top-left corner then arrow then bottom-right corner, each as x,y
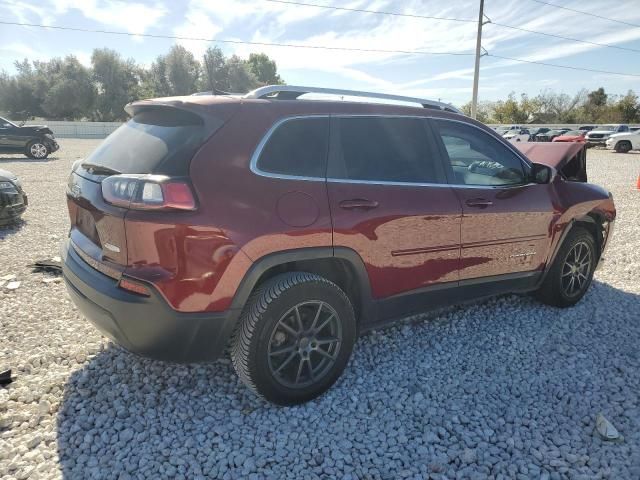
430,118 -> 555,280
327,115 -> 462,300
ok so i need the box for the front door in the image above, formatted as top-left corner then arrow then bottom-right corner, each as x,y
430,118 -> 555,280
327,116 -> 462,301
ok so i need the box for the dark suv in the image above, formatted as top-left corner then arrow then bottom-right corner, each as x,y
62,86 -> 616,405
0,117 -> 59,159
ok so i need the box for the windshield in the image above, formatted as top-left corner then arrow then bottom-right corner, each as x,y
0,117 -> 18,128
82,108 -> 205,176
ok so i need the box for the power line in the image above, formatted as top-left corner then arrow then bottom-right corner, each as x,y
488,53 -> 640,78
488,20 -> 640,54
0,20 -> 475,57
2,19 -> 640,79
264,0 -> 476,23
263,0 -> 640,55
529,0 -> 640,29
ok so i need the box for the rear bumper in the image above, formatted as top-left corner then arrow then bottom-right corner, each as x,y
61,239 -> 240,363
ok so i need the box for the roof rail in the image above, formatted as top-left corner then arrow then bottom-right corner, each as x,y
243,85 -> 463,114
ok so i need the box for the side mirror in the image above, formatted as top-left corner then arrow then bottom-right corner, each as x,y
532,163 -> 554,184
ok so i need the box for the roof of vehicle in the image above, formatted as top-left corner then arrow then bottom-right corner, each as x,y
126,85 -> 464,119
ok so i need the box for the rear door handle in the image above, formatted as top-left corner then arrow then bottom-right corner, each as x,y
465,198 -> 493,208
339,198 -> 379,210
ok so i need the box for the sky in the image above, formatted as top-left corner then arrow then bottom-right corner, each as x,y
1,0 -> 640,107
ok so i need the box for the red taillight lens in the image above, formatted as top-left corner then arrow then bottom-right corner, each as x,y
101,175 -> 196,211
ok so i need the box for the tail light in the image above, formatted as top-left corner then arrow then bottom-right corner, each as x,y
101,174 -> 196,211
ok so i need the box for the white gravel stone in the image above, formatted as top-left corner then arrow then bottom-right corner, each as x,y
1,141 -> 640,479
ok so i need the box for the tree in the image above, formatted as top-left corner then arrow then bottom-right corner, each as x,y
165,45 -> 200,96
41,56 -> 95,120
246,53 -> 283,86
615,90 -> 639,123
202,46 -> 228,92
225,55 -> 258,93
91,48 -> 140,121
0,46 -> 285,119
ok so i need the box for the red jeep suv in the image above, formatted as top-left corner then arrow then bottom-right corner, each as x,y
62,85 -> 615,405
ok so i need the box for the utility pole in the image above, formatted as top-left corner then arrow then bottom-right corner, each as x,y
471,0 -> 485,120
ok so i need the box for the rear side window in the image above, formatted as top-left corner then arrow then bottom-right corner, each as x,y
257,117 -> 329,178
432,119 -> 526,186
83,108 -> 207,176
329,117 -> 442,183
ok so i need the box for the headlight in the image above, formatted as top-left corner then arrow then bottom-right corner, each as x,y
45,133 -> 55,139
0,181 -> 18,192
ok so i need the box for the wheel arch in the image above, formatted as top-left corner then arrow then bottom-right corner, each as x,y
229,247 -> 374,326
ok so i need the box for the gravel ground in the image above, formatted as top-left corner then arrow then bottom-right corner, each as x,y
1,140 -> 639,480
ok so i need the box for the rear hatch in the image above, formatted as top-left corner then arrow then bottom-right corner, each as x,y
66,99 -> 237,275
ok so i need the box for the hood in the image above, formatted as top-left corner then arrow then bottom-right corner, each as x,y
21,125 -> 53,134
554,135 -> 584,141
607,132 -> 631,139
587,129 -> 615,135
514,141 -> 587,182
0,168 -> 18,182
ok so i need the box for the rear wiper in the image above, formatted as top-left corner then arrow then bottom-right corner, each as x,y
81,163 -> 121,175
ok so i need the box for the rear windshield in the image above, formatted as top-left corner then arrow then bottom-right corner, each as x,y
83,108 -> 205,176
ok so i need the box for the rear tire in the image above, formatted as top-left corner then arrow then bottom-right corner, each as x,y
535,227 -> 597,308
614,141 -> 632,153
25,140 -> 49,159
231,272 -> 356,405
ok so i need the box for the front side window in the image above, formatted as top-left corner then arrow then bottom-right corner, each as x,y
329,117 -> 442,183
257,117 -> 329,178
432,119 -> 526,187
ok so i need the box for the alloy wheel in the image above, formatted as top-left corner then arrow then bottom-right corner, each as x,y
30,143 -> 48,158
267,301 -> 342,389
561,241 -> 593,297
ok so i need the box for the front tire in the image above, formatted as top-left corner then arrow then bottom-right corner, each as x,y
25,140 -> 49,159
231,272 -> 356,405
536,227 -> 597,308
614,141 -> 632,153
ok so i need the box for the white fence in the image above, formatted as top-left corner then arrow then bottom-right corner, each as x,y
25,121 -> 122,139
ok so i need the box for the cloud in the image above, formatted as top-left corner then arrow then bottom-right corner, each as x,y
47,0 -> 168,35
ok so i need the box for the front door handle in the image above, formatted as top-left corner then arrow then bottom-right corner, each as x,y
339,198 -> 379,210
465,198 -> 493,208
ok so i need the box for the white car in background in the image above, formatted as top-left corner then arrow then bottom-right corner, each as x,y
585,124 -> 630,147
605,129 -> 640,153
503,128 -> 531,143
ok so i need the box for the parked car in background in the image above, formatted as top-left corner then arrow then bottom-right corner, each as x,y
630,126 -> 640,132
495,125 -> 522,135
503,128 -> 531,142
578,126 -> 596,132
552,130 -> 586,143
605,129 -> 640,153
528,127 -> 551,141
61,85 -> 616,405
0,117 -> 59,159
0,168 -> 27,225
585,124 -> 630,147
536,129 -> 570,142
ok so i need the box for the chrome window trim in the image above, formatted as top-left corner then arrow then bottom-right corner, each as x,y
250,113 -> 534,189
249,115 -> 329,182
326,177 -> 538,190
